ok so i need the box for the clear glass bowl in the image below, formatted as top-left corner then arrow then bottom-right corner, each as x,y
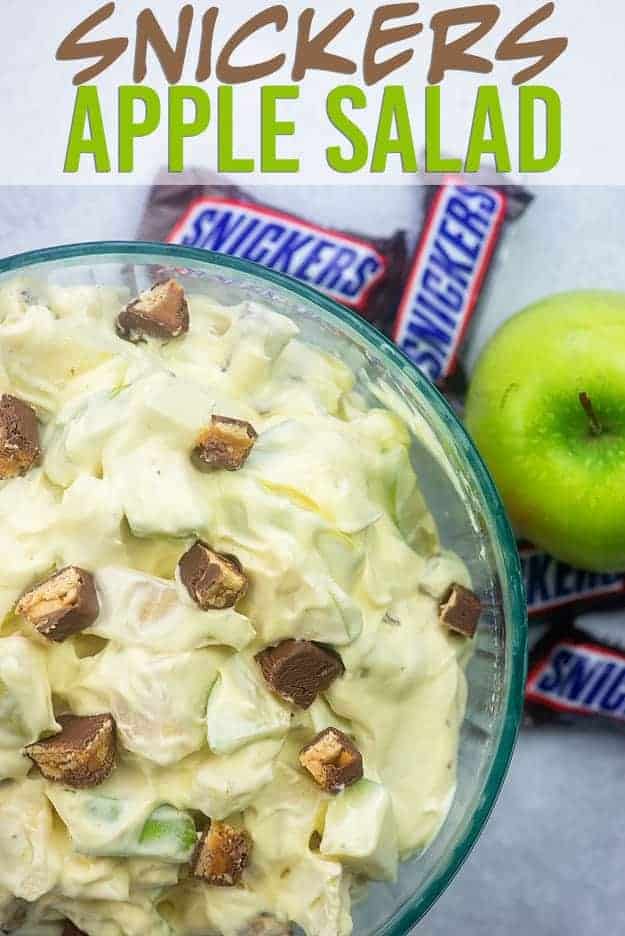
0,242 -> 527,934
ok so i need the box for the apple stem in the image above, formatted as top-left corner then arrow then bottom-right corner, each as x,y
579,392 -> 603,436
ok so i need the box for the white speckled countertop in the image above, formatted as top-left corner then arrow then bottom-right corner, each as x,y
1,184 -> 624,936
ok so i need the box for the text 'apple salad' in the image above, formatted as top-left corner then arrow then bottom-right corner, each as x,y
0,276 -> 481,936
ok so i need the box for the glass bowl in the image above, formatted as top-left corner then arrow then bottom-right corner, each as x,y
0,242 -> 527,934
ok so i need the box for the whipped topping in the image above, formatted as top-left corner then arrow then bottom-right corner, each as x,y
0,279 -> 471,936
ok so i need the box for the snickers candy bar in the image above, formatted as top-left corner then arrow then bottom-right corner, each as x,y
299,727 -> 363,794
191,820 -> 252,886
25,713 -> 117,788
179,541 -> 248,610
394,178 -> 532,384
138,169 -> 409,331
0,394 -> 40,479
526,612 -> 625,727
256,639 -> 344,709
193,415 -> 257,471
16,566 -> 99,642
519,542 -> 625,620
439,583 -> 481,638
117,278 -> 189,341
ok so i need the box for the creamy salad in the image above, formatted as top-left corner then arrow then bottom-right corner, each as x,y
0,275 -> 480,936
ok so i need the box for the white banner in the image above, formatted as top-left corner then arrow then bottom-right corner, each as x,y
0,0 -> 616,184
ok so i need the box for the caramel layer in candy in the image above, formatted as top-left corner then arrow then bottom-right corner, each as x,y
193,415 -> 257,471
16,566 -> 99,642
439,583 -> 481,637
0,394 -> 40,479
116,279 -> 189,341
299,727 -> 363,794
25,713 -> 116,788
191,820 -> 251,886
179,541 -> 248,610
255,640 -> 344,709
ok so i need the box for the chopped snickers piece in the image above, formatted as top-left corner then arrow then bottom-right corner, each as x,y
62,924 -> 88,936
116,279 -> 189,341
439,583 -> 481,638
191,820 -> 251,886
16,566 -> 99,642
179,541 -> 248,610
25,713 -> 116,788
0,394 -> 40,479
192,415 -> 257,471
255,640 -> 344,709
299,728 -> 363,794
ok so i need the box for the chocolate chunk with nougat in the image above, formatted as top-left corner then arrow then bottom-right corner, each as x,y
192,415 -> 257,471
16,566 -> 99,642
179,541 -> 248,610
0,394 -> 40,479
255,640 -> 344,709
299,727 -> 363,794
25,713 -> 116,788
439,583 -> 482,638
191,820 -> 252,886
116,278 -> 189,341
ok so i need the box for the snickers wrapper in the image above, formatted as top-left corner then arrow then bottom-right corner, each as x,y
394,176 -> 532,387
138,170 -> 408,332
520,542 -> 625,622
526,611 -> 625,728
138,171 -> 531,405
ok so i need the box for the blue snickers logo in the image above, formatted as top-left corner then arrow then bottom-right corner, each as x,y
527,642 -> 625,721
394,180 -> 506,382
168,197 -> 387,310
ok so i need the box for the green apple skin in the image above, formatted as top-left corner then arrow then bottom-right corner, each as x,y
465,291 -> 625,572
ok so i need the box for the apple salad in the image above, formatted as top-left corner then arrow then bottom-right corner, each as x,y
0,276 -> 480,936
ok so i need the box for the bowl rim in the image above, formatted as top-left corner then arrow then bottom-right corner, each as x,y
0,240 -> 527,932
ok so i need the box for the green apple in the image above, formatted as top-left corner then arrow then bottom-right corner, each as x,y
465,291 -> 625,572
